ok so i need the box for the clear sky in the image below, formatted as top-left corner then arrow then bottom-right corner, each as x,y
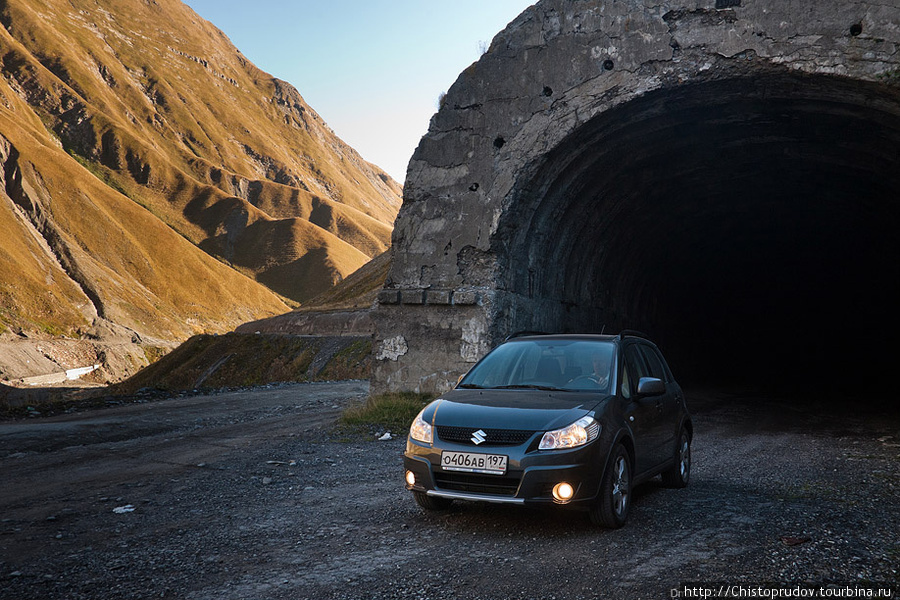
182,0 -> 536,183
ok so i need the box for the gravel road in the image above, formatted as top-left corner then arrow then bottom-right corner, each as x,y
1,382 -> 897,599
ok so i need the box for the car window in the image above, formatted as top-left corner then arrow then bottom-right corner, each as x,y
657,349 -> 675,381
465,342 -> 539,387
621,345 -> 649,399
639,344 -> 667,382
459,339 -> 615,392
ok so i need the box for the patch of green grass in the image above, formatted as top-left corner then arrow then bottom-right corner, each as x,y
340,391 -> 435,433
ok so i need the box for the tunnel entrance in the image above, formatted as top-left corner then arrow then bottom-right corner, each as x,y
498,72 -> 900,396
374,0 -> 900,396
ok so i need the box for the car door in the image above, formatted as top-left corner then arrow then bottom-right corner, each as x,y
637,343 -> 680,468
621,343 -> 665,476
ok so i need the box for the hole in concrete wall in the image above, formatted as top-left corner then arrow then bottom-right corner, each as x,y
469,182 -> 480,191
850,23 -> 863,36
494,136 -> 506,149
497,73 -> 900,397
543,86 -> 553,97
603,60 -> 615,71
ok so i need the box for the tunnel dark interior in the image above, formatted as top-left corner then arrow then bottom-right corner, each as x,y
498,71 -> 900,397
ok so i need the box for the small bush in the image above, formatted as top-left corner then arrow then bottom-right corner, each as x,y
341,391 -> 434,433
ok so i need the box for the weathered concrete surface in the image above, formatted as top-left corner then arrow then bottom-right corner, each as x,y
374,0 -> 900,393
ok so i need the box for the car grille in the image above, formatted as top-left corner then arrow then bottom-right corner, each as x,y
436,426 -> 535,446
433,471 -> 522,496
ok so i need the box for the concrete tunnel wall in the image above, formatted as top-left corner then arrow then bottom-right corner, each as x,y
372,0 -> 900,394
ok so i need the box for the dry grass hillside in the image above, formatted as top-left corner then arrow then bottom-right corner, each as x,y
303,249 -> 393,311
0,0 -> 402,383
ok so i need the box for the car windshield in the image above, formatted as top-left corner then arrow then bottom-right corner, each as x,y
459,339 -> 615,392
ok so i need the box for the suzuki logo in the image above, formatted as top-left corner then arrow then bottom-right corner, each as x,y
471,429 -> 487,445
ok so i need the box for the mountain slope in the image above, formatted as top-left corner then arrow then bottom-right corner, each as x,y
0,102 -> 288,340
0,0 -> 402,346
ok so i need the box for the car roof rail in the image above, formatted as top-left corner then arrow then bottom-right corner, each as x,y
505,330 -> 550,341
617,329 -> 650,340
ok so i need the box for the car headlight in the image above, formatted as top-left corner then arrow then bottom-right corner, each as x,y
539,416 -> 600,450
409,409 -> 433,444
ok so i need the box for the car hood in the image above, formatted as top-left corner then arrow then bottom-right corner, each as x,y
427,389 -> 609,432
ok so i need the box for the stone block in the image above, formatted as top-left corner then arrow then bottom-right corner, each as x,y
453,290 -> 478,305
400,289 -> 425,305
377,289 -> 400,305
426,290 -> 451,305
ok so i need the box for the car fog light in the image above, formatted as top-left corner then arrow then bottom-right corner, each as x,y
552,482 -> 574,503
405,470 -> 416,486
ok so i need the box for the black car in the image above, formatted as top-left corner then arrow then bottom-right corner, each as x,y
403,332 -> 692,528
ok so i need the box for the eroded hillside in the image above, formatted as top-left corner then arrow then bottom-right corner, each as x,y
0,0 -> 402,383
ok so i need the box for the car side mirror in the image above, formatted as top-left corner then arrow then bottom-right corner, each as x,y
636,376 -> 665,397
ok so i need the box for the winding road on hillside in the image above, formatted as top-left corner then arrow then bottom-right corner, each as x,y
1,382 -> 897,599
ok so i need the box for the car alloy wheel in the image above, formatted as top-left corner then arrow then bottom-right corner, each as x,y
590,443 -> 631,528
662,429 -> 691,488
610,453 -> 629,517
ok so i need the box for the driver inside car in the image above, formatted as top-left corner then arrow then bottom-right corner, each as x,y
586,351 -> 611,387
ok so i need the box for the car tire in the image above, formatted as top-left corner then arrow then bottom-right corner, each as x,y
661,428 -> 691,488
413,491 -> 452,511
589,444 -> 631,528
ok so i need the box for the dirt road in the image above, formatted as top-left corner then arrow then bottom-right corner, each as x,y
1,382 -> 897,599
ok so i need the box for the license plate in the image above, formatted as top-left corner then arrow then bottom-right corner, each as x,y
440,451 -> 508,475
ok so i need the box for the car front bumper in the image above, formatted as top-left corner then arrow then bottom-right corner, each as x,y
403,438 -> 608,508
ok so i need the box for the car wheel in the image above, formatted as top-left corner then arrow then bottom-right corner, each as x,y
413,491 -> 452,511
589,444 -> 631,528
661,428 -> 691,488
